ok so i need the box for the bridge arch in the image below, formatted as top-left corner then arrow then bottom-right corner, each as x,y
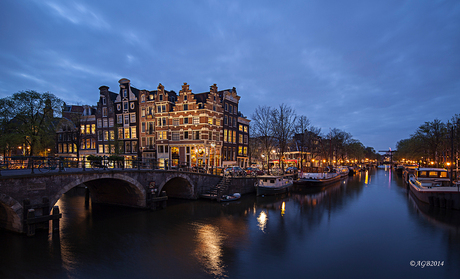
0,194 -> 23,233
160,173 -> 195,199
51,173 -> 146,208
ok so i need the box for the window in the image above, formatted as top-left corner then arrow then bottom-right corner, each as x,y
98,145 -> 103,153
118,128 -> 123,139
159,94 -> 163,101
184,131 -> 189,139
124,115 -> 129,125
244,135 -> 248,144
234,106 -> 237,114
172,132 -> 180,141
123,102 -> 128,110
239,124 -> 243,131
130,113 -> 136,123
224,115 -> 227,125
123,89 -> 127,97
125,141 -> 131,153
216,119 -> 220,126
233,131 -> 236,144
117,115 -> 122,124
131,127 -> 137,139
141,94 -> 145,103
208,118 -> 213,125
103,119 -> 108,127
130,102 -> 135,109
173,118 -> 179,126
81,125 -> 85,134
162,117 -> 167,126
224,129 -> 227,142
195,131 -> 200,140
97,119 -> 102,128
86,125 -> 90,134
149,94 -> 154,100
85,139 -> 90,149
63,144 -> 68,153
141,122 -> 145,133
110,131 -> 115,141
102,107 -> 107,117
104,144 -> 109,154
104,131 -> 108,141
183,104 -> 188,111
132,141 -> 137,153
193,117 -> 199,124
244,126 -> 248,133
109,118 -> 114,127
97,131 -> 103,141
238,146 -> 243,156
142,108 -> 146,117
184,117 -> 189,124
184,95 -> 187,101
117,104 -> 121,111
158,145 -> 164,153
239,134 -> 243,144
209,131 -> 213,140
102,97 -> 106,105
124,128 -> 130,139
225,103 -> 228,111
229,104 -> 233,113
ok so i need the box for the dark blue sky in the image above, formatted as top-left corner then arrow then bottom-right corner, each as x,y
1,0 -> 459,151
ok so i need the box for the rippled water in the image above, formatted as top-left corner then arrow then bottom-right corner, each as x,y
1,169 -> 459,278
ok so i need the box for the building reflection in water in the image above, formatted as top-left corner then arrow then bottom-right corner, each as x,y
193,223 -> 226,277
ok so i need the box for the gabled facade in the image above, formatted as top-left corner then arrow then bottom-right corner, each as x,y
95,86 -> 117,157
219,88 -> 240,167
114,78 -> 139,161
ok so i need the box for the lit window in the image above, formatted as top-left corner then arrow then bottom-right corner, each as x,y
131,127 -> 137,139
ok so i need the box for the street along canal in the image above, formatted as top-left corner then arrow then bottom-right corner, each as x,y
1,169 -> 459,278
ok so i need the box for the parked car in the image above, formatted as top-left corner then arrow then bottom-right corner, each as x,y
224,166 -> 246,176
245,167 -> 264,176
285,167 -> 298,174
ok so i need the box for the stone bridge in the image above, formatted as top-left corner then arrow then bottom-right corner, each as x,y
0,169 -> 231,234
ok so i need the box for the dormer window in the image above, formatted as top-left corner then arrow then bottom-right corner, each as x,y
141,94 -> 145,103
184,95 -> 187,101
102,97 -> 106,105
149,94 -> 154,100
159,94 -> 163,101
123,89 -> 127,97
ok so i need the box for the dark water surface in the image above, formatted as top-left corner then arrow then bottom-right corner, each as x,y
1,169 -> 460,278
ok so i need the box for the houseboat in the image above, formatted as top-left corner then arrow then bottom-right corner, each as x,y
294,170 -> 343,187
408,167 -> 460,210
255,175 -> 293,196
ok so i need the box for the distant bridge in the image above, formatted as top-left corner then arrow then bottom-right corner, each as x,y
0,169 -> 228,234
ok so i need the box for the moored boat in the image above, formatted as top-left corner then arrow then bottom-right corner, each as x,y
336,166 -> 350,177
255,175 -> 293,196
408,167 -> 460,210
294,170 -> 343,187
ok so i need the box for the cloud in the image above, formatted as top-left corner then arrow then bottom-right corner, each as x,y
42,0 -> 110,30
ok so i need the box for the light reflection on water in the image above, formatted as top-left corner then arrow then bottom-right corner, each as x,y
1,170 -> 460,278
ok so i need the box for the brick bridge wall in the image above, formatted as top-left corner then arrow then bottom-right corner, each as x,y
0,170 -> 256,234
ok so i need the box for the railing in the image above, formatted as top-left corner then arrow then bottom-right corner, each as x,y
0,157 -> 226,176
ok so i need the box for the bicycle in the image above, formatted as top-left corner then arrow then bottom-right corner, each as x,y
37,159 -> 58,173
90,160 -> 108,170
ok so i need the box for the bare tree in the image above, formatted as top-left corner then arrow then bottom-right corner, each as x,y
294,115 -> 310,171
251,105 -> 275,173
271,104 -> 297,172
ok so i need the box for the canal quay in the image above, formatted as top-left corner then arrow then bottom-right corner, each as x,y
1,169 -> 460,279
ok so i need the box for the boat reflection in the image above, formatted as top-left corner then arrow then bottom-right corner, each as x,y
407,190 -> 460,237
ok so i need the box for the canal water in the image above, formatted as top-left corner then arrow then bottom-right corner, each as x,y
1,169 -> 460,278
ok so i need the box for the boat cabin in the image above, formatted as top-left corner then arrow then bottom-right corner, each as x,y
415,168 -> 450,187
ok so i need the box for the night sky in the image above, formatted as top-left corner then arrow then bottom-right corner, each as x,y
1,0 -> 459,151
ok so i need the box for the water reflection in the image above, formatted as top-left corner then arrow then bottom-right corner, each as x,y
193,223 -> 226,277
257,211 -> 268,232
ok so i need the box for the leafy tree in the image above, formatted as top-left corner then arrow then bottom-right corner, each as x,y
0,91 -> 64,156
294,115 -> 311,171
413,119 -> 447,163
